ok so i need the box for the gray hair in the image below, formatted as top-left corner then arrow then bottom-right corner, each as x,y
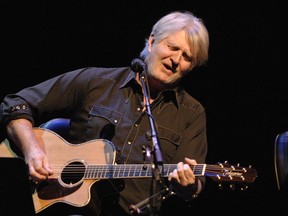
140,11 -> 209,67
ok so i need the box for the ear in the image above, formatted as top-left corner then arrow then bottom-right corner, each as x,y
148,34 -> 155,52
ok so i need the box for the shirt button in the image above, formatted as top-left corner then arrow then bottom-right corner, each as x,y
135,124 -> 138,127
127,141 -> 132,145
137,107 -> 141,111
114,119 -> 118,123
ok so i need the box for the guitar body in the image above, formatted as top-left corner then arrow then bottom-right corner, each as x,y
0,128 -> 118,214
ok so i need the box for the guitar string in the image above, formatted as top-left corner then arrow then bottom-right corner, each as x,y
44,164 -> 248,177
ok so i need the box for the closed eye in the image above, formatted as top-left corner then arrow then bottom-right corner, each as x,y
167,43 -> 193,63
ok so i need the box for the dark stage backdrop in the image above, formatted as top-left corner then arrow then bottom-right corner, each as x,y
1,1 -> 288,215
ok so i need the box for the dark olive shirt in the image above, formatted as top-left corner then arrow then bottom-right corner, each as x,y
0,67 -> 207,213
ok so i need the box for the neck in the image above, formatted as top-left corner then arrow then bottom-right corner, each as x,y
136,73 -> 161,100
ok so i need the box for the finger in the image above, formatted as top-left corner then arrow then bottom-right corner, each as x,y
168,169 -> 180,183
30,160 -> 50,181
168,172 -> 172,181
177,162 -> 187,182
183,164 -> 195,184
173,169 -> 181,183
28,164 -> 45,182
185,158 -> 197,165
43,158 -> 53,175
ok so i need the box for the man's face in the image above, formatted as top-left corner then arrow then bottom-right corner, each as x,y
146,30 -> 195,91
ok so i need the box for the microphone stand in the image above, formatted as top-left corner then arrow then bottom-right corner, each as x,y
130,68 -> 168,216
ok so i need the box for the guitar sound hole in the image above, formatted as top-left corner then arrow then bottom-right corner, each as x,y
61,161 -> 86,185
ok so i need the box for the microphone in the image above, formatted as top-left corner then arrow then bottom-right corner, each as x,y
131,58 -> 146,73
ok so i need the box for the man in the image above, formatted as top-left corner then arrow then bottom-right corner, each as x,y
0,10 -> 209,215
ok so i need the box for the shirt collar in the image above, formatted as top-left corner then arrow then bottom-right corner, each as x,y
161,88 -> 180,109
119,70 -> 136,88
120,69 -> 181,109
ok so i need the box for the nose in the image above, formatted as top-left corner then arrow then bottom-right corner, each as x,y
170,51 -> 182,69
170,51 -> 182,67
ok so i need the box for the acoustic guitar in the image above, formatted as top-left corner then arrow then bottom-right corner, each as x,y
0,128 -> 258,214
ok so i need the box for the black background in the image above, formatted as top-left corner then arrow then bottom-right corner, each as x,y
1,0 -> 288,215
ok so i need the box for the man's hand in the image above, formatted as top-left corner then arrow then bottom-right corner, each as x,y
168,157 -> 201,200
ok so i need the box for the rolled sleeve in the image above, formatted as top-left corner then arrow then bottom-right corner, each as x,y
1,97 -> 34,126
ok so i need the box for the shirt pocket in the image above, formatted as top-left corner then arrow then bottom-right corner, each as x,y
157,125 -> 181,162
88,105 -> 123,140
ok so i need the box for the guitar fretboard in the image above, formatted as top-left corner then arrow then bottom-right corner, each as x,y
84,164 -> 206,179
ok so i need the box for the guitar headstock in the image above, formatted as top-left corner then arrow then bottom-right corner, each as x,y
205,161 -> 257,189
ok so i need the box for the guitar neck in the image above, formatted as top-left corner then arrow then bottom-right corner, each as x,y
84,164 -> 206,179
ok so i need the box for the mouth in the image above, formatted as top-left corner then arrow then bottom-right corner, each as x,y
163,63 -> 176,74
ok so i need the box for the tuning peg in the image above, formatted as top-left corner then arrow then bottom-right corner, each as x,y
217,162 -> 224,168
240,185 -> 249,191
218,183 -> 223,190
